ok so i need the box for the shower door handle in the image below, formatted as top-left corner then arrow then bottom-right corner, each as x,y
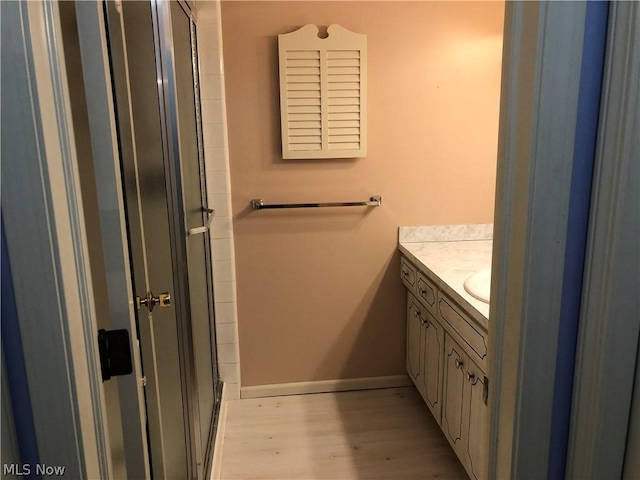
188,208 -> 215,236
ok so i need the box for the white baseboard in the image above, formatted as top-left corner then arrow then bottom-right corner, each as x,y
210,383 -> 228,480
240,375 -> 412,399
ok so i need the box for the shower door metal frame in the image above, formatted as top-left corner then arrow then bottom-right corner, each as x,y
150,1 -> 220,477
181,3 -> 224,474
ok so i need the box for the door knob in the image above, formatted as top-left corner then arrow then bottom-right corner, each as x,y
136,291 -> 171,312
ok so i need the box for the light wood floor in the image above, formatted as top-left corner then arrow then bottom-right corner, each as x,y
218,387 -> 467,479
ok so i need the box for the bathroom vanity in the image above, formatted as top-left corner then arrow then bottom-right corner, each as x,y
398,226 -> 492,480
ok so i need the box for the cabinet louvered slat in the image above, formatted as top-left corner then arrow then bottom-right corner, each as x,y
328,59 -> 360,68
287,59 -> 320,67
328,83 -> 360,91
289,75 -> 322,84
288,91 -> 321,99
289,106 -> 322,114
328,105 -> 360,113
289,136 -> 322,144
329,134 -> 360,142
328,143 -> 360,150
328,98 -> 360,106
290,144 -> 322,151
327,50 -> 360,58
328,90 -> 360,98
328,75 -> 361,83
287,50 -> 320,59
329,128 -> 360,136
328,113 -> 360,121
288,98 -> 321,107
289,113 -> 322,121
288,121 -> 322,129
289,128 -> 322,136
329,120 -> 360,128
279,24 -> 367,159
287,83 -> 321,91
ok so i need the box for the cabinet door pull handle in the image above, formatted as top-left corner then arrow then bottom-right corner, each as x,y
483,376 -> 489,404
466,371 -> 475,382
455,359 -> 463,369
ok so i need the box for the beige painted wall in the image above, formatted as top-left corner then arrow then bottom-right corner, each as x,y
221,1 -> 504,387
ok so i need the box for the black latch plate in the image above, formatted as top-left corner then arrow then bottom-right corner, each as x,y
98,329 -> 133,381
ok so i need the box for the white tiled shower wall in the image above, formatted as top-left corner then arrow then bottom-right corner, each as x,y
196,0 -> 241,400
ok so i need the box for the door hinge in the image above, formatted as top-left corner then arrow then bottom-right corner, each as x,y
141,376 -> 147,388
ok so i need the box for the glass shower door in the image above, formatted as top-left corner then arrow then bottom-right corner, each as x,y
158,1 -> 221,476
105,0 -> 220,477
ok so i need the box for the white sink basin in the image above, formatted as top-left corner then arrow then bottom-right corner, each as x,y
464,268 -> 491,304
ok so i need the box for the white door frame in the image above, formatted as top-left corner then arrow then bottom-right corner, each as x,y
567,3 -> 640,478
1,1 -> 111,477
488,2 -> 589,477
489,2 -> 640,478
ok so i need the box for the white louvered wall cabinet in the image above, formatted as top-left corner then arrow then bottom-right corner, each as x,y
278,24 -> 367,159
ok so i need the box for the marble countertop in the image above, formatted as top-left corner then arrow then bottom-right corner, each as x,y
398,225 -> 493,325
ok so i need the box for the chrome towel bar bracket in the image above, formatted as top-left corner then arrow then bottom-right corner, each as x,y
251,196 -> 382,211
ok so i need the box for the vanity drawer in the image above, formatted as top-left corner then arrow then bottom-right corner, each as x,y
416,272 -> 438,317
438,293 -> 487,367
400,257 -> 417,291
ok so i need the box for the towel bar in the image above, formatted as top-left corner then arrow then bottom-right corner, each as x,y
250,196 -> 382,210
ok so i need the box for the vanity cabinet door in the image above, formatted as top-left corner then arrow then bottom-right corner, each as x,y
406,294 -> 423,386
443,333 -> 489,480
443,336 -> 465,451
464,359 -> 488,480
420,310 -> 444,423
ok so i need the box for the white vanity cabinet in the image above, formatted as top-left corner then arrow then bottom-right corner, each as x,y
401,254 -> 489,480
